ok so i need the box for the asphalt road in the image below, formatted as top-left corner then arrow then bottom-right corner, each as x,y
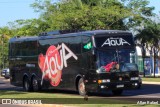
0,77 -> 160,98
0,77 -> 22,91
0,77 -> 160,105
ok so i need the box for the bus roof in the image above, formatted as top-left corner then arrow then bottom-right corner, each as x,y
9,30 -> 132,43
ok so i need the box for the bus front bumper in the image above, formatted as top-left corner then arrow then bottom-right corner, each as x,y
97,81 -> 140,91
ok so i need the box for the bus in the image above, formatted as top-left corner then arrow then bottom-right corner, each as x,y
9,30 -> 140,96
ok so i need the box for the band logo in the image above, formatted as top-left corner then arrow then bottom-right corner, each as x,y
101,38 -> 131,47
38,43 -> 78,86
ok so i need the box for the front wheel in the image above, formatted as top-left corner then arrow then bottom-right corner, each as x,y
78,78 -> 86,96
112,89 -> 123,96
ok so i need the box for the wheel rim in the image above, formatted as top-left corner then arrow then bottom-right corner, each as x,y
32,79 -> 38,91
79,82 -> 85,94
24,80 -> 29,91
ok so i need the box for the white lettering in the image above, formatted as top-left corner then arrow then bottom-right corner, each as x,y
101,38 -> 131,47
62,43 -> 78,67
49,57 -> 57,76
56,50 -> 63,70
40,43 -> 78,85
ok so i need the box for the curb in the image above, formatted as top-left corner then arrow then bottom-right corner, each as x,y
142,81 -> 160,85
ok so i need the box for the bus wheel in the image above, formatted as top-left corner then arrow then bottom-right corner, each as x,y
32,77 -> 41,92
78,78 -> 86,96
23,77 -> 31,92
112,89 -> 123,96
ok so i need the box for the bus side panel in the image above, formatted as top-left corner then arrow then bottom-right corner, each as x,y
61,54 -> 83,90
9,40 -> 40,87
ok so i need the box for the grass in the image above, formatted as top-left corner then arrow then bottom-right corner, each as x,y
0,77 -> 159,106
0,90 -> 159,107
0,90 -> 134,105
77,104 -> 160,107
142,77 -> 160,82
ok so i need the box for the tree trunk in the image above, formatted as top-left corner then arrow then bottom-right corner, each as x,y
153,48 -> 156,78
143,57 -> 145,77
141,45 -> 146,77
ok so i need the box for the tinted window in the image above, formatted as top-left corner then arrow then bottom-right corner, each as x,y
82,36 -> 92,53
121,63 -> 138,72
68,36 -> 81,54
97,49 -> 136,67
25,41 -> 38,56
39,36 -> 81,55
38,38 -> 69,54
10,40 -> 38,57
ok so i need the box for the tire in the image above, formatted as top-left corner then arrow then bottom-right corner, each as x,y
112,89 -> 123,96
32,76 -> 41,92
23,77 -> 32,92
78,78 -> 86,96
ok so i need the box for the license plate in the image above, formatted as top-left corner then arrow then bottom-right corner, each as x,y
116,84 -> 124,88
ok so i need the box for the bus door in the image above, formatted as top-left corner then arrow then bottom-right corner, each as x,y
81,36 -> 97,91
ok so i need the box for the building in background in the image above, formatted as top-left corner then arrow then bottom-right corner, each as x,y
136,46 -> 160,76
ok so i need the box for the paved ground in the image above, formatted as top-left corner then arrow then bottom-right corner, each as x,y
0,77 -> 160,98
0,77 -> 160,106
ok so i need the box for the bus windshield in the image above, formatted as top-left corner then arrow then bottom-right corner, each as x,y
96,49 -> 137,72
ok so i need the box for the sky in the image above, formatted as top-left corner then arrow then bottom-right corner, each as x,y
0,0 -> 159,27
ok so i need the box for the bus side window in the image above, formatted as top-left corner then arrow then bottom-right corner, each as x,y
26,41 -> 38,56
10,43 -> 15,57
82,36 -> 95,69
69,36 -> 81,54
14,43 -> 21,56
82,36 -> 91,53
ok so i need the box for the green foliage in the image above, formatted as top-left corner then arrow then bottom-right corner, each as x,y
121,0 -> 155,30
0,0 -> 159,69
135,19 -> 160,77
30,0 -> 133,30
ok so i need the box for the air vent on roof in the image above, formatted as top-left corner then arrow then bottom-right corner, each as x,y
14,36 -> 20,38
39,29 -> 85,36
59,29 -> 85,34
39,32 -> 48,36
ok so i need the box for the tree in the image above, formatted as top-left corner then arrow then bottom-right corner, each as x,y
135,19 -> 160,77
0,27 -> 13,68
121,0 -> 155,31
31,0 -> 134,31
0,0 -> 158,72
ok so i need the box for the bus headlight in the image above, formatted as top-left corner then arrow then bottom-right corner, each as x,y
98,79 -> 110,84
130,77 -> 139,81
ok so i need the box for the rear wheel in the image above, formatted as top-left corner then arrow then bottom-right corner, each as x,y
32,76 -> 41,92
112,89 -> 123,96
23,77 -> 32,92
78,78 -> 86,96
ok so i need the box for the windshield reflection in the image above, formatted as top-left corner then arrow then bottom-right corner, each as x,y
96,49 -> 137,72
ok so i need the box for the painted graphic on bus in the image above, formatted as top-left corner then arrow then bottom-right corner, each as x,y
101,37 -> 131,47
38,43 -> 78,86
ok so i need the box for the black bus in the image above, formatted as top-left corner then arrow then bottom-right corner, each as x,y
9,30 -> 140,96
